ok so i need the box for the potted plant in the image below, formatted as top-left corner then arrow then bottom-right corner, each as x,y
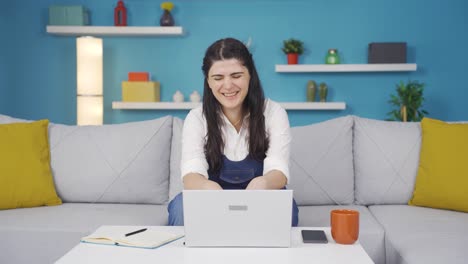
387,80 -> 428,122
282,38 -> 304,64
160,2 -> 175,26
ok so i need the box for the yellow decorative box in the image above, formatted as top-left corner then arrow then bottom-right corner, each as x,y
122,81 -> 160,102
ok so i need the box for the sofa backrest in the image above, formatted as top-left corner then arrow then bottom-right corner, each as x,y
168,115 -> 355,206
288,115 -> 355,205
1,112 -> 426,207
0,114 -> 173,205
169,117 -> 184,201
353,116 -> 421,205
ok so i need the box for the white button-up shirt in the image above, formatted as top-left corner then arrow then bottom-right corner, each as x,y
181,99 -> 291,182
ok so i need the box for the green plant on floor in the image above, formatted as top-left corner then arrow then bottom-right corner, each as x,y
281,38 -> 304,55
387,80 -> 428,122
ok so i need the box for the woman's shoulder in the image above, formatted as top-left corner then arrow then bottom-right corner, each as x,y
185,105 -> 205,124
264,98 -> 286,116
187,105 -> 203,118
263,99 -> 290,130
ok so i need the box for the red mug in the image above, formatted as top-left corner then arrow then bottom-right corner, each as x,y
330,209 -> 359,244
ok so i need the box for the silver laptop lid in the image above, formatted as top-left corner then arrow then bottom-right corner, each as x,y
183,190 -> 292,247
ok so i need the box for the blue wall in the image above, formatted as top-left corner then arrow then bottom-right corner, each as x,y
0,4 -> 11,114
1,0 -> 467,126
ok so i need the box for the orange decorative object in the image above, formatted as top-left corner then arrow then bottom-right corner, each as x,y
330,209 -> 359,244
114,0 -> 127,26
128,72 -> 149,81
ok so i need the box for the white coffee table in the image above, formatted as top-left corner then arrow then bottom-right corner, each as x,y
56,226 -> 374,264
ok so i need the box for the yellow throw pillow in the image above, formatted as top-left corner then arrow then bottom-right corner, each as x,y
409,117 -> 468,212
0,120 -> 62,210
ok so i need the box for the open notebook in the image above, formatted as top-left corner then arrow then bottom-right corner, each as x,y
81,226 -> 183,249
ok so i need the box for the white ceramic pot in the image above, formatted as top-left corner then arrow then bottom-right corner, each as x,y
190,91 -> 201,103
173,90 -> 184,102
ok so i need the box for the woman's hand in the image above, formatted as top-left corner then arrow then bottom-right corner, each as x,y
202,180 -> 223,190
246,170 -> 287,190
246,176 -> 268,190
183,173 -> 222,190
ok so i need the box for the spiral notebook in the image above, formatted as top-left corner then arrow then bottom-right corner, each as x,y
81,226 -> 183,249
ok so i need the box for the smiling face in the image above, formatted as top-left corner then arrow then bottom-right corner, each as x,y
207,58 -> 250,114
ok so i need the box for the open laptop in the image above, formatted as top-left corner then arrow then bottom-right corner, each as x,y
183,189 -> 292,247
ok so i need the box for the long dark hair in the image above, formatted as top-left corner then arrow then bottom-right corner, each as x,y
201,38 -> 269,175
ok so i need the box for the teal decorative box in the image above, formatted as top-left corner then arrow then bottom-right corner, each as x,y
49,5 -> 89,25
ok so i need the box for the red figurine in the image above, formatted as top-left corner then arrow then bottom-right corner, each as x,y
114,0 -> 127,26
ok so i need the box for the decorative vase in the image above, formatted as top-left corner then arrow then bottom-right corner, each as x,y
400,105 -> 408,122
325,49 -> 340,64
287,53 -> 299,64
306,80 -> 317,102
114,0 -> 127,26
160,10 -> 174,26
319,83 -> 328,102
173,90 -> 184,102
190,91 -> 201,103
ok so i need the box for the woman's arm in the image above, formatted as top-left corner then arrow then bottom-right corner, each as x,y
246,170 -> 287,190
180,109 -> 213,189
247,100 -> 291,190
183,173 -> 223,190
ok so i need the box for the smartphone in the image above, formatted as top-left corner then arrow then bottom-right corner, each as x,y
301,230 -> 328,244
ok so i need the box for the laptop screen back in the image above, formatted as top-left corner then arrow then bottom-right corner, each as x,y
183,190 -> 292,247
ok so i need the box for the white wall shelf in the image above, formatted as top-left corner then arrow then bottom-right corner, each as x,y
46,26 -> 184,36
275,63 -> 417,72
113,102 -> 200,110
112,101 -> 346,110
280,102 -> 346,110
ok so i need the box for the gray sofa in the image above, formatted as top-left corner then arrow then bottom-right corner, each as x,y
0,114 -> 467,264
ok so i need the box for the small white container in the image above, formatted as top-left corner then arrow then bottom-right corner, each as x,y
173,90 -> 184,102
190,91 -> 201,103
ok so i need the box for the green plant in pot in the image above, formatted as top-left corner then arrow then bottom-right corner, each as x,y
282,38 -> 304,64
387,80 -> 428,122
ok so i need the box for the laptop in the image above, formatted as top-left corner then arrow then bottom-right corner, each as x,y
183,189 -> 292,247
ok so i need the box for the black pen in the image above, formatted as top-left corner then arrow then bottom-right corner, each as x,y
125,228 -> 147,237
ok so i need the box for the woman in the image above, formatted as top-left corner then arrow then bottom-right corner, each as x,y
168,37 -> 299,226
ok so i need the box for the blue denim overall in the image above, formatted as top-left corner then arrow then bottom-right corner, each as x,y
167,155 -> 299,226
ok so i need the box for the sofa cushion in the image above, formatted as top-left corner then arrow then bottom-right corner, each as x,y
0,120 -> 62,209
0,203 -> 168,263
169,116 -> 355,205
169,117 -> 184,201
354,116 -> 421,205
0,203 -> 168,232
298,205 -> 385,264
369,205 -> 468,264
289,116 -> 354,205
0,114 -> 28,123
409,118 -> 468,212
49,117 -> 172,204
0,114 -> 173,204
